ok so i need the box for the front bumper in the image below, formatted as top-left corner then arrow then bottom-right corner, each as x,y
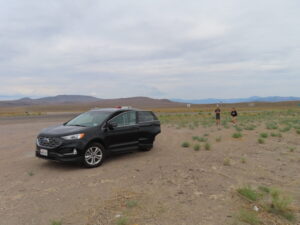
36,139 -> 85,162
35,150 -> 82,162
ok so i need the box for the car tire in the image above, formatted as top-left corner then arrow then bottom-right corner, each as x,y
82,143 -> 106,168
139,145 -> 153,151
139,136 -> 155,151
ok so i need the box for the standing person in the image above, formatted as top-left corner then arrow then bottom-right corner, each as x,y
231,107 -> 238,124
215,106 -> 221,127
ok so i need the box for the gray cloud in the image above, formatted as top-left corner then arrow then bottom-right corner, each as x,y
0,0 -> 299,99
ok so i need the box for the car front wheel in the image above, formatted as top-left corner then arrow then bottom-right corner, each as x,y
83,143 -> 106,168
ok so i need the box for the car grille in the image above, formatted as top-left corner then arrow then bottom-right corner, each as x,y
37,136 -> 62,149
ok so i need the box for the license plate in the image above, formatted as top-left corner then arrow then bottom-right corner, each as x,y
40,149 -> 48,156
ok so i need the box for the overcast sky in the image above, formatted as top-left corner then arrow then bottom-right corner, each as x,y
0,0 -> 299,100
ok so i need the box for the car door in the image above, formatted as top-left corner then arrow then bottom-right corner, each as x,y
105,111 -> 139,152
137,111 -> 161,146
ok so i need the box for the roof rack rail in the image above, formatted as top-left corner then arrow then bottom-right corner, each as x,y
115,106 -> 132,109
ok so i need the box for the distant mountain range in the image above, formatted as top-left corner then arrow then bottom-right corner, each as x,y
0,95 -> 299,108
171,96 -> 300,104
29,95 -> 100,103
0,95 -> 183,108
0,95 -> 100,106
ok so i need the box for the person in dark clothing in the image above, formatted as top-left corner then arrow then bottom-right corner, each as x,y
231,107 -> 238,124
215,106 -> 221,126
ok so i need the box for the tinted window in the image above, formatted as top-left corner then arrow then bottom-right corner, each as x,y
138,111 -> 156,122
110,111 -> 136,127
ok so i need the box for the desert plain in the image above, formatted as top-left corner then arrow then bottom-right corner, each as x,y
0,104 -> 300,225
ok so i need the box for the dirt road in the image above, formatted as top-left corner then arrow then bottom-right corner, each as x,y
0,116 -> 299,225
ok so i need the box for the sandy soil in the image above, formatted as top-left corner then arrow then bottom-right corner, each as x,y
0,115 -> 299,225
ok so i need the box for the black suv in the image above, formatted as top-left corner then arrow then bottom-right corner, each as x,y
36,108 -> 161,167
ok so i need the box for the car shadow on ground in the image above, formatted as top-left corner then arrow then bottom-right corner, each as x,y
38,160 -> 83,171
104,149 -> 153,165
36,149 -> 153,171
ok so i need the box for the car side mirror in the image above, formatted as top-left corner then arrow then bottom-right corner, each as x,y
107,121 -> 118,129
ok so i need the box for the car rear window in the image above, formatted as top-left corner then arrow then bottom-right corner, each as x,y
138,111 -> 157,123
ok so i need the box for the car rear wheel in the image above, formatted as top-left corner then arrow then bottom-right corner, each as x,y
139,136 -> 155,151
83,143 -> 106,168
139,145 -> 153,151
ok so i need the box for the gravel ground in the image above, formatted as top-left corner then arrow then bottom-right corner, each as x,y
0,115 -> 299,225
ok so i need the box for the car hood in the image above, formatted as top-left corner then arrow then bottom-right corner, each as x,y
39,125 -> 87,137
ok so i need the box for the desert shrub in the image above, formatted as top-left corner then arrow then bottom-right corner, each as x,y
215,136 -> 222,142
288,147 -> 295,152
193,144 -> 200,151
267,189 -> 296,222
266,122 -> 278,130
204,133 -> 209,137
237,186 -> 261,201
188,124 -> 194,130
223,158 -> 231,166
51,221 -> 62,225
260,133 -> 268,138
126,200 -> 138,208
116,217 -> 129,225
204,142 -> 211,150
192,136 -> 200,141
237,185 -> 296,222
270,132 -> 278,137
27,171 -> 34,176
232,132 -> 243,138
296,129 -> 300,134
241,157 -> 246,164
197,137 -> 207,142
258,138 -> 265,144
244,125 -> 256,130
181,142 -> 190,148
238,209 -> 261,225
235,126 -> 243,132
258,186 -> 271,194
279,126 -> 291,132
271,132 -> 282,138
223,124 -> 229,129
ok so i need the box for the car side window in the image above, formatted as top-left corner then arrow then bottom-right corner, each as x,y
128,111 -> 137,125
138,111 -> 156,123
110,111 -> 137,127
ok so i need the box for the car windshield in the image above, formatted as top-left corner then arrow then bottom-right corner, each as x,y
65,111 -> 111,127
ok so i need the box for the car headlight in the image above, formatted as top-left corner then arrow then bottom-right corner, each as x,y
62,133 -> 85,140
